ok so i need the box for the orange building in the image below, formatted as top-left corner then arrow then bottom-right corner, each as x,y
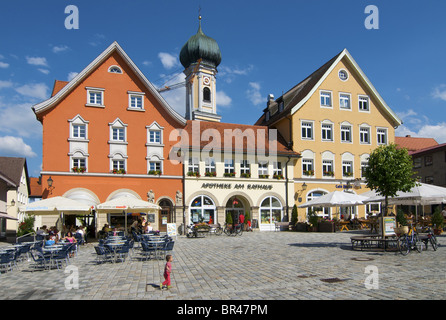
32,42 -> 186,234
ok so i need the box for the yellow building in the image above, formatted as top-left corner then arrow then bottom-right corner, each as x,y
255,49 -> 402,222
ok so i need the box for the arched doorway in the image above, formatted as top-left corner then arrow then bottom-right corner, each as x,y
189,195 -> 216,224
159,199 -> 173,233
259,196 -> 282,231
225,196 -> 245,225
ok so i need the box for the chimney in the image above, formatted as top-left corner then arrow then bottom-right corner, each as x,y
267,94 -> 274,108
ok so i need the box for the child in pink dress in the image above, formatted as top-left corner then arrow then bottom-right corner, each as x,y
161,255 -> 173,290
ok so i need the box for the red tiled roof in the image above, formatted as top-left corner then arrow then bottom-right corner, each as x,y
29,177 -> 42,197
395,136 -> 438,151
183,120 -> 300,157
408,142 -> 446,156
51,80 -> 69,97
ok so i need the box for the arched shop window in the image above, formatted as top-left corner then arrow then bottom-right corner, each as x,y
260,196 -> 282,229
190,195 -> 216,224
306,191 -> 331,219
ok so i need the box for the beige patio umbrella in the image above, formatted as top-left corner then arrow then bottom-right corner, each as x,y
96,196 -> 161,234
19,196 -> 92,215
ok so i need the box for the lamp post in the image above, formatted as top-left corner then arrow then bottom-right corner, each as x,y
47,176 -> 54,194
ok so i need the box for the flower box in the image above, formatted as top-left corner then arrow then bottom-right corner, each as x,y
323,171 -> 334,177
258,174 -> 269,179
187,171 -> 200,177
112,169 -> 126,174
223,172 -> 235,177
72,167 -> 86,173
240,172 -> 251,178
343,172 -> 353,177
205,171 -> 216,177
273,174 -> 284,180
318,221 -> 336,233
303,170 -> 314,176
148,170 -> 162,176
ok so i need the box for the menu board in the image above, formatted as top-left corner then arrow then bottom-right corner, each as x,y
167,223 -> 177,237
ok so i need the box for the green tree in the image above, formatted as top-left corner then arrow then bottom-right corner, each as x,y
291,205 -> 298,226
364,143 -> 417,235
17,215 -> 35,237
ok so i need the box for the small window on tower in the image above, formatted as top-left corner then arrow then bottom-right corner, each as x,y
203,87 -> 211,102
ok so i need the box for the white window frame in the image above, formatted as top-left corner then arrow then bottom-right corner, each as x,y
112,159 -> 126,171
359,126 -> 371,144
377,127 -> 388,145
321,122 -> 333,142
340,124 -> 352,143
205,157 -> 216,173
273,162 -> 282,176
302,159 -> 314,175
301,120 -> 314,140
258,161 -> 268,176
149,130 -> 161,144
108,65 -> 122,74
86,87 -> 105,108
322,160 -> 334,177
149,161 -> 162,173
339,93 -> 351,110
320,90 -> 332,108
342,161 -> 353,177
358,95 -> 370,112
224,159 -> 235,174
188,157 -> 199,173
128,91 -> 145,111
240,159 -> 250,174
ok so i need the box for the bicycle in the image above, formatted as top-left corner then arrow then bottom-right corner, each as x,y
223,223 -> 243,236
422,226 -> 438,251
397,223 -> 425,256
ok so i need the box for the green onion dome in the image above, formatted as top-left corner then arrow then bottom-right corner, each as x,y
180,17 -> 222,69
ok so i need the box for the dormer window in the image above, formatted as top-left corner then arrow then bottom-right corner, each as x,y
108,65 -> 122,74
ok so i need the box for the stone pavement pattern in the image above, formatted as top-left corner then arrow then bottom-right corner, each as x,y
0,231 -> 445,300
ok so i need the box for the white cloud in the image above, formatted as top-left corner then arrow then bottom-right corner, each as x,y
216,91 -> 232,108
432,84 -> 446,101
396,123 -> 446,144
67,72 -> 78,81
0,80 -> 13,89
52,45 -> 70,53
38,68 -> 50,75
0,136 -> 37,157
142,60 -> 152,67
159,72 -> 186,116
0,102 -> 42,138
246,82 -> 263,106
219,64 -> 254,83
26,56 -> 49,67
0,61 -> 9,68
15,83 -> 49,100
158,52 -> 179,70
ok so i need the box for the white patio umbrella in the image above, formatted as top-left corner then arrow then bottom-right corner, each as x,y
363,183 -> 446,205
96,196 -> 161,234
363,183 -> 446,219
298,191 -> 368,208
298,191 -> 368,219
19,196 -> 92,215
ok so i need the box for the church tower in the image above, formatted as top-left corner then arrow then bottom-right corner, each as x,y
180,16 -> 222,122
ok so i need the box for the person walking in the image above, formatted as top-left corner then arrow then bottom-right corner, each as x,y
160,255 -> 173,290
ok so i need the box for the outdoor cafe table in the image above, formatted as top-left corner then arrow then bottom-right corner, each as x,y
43,245 -> 64,268
338,220 -> 350,231
105,242 -> 125,263
147,240 -> 165,259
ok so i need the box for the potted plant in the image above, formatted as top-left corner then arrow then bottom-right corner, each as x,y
394,209 -> 408,236
240,172 -> 251,178
307,209 -> 319,232
258,174 -> 269,179
72,166 -> 86,173
112,168 -> 126,174
318,218 -> 336,232
431,207 -> 444,235
148,170 -> 162,176
205,171 -> 216,177
323,171 -> 334,177
273,174 -> 284,180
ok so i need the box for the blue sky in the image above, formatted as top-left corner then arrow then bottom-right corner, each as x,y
1,0 -> 446,177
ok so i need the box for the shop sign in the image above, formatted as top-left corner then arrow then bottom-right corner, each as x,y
200,183 -> 273,190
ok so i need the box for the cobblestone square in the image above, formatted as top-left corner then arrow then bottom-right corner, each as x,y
1,231 -> 445,300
